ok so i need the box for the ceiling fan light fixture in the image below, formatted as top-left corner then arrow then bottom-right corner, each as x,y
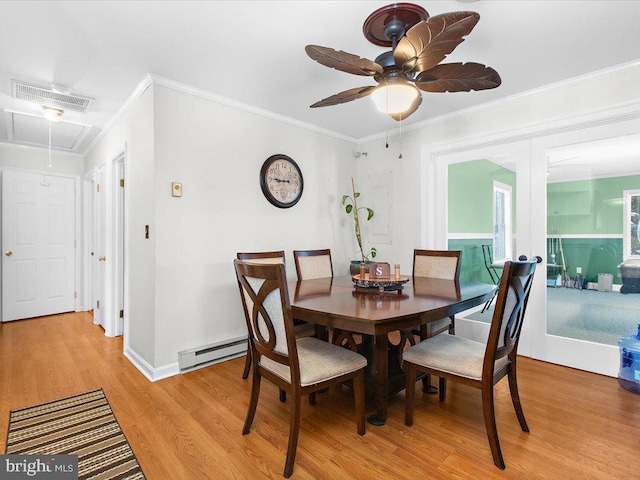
371,83 -> 419,114
42,106 -> 64,122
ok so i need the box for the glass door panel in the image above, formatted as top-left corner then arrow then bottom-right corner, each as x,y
545,135 -> 640,349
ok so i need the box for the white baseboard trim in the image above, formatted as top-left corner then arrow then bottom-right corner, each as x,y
124,345 -> 180,382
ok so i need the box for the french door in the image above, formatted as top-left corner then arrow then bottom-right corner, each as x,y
431,115 -> 640,377
2,170 -> 75,321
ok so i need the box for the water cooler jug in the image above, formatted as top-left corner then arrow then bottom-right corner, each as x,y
618,323 -> 640,394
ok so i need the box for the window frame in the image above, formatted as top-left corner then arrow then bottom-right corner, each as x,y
492,181 -> 513,262
623,188 -> 640,260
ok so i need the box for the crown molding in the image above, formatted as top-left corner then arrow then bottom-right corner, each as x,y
84,72 -> 357,157
83,73 -> 154,157
358,59 -> 640,145
148,74 -> 357,144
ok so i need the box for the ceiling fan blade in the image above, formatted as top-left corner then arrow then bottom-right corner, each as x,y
310,86 -> 377,108
394,12 -> 480,73
389,94 -> 422,121
305,45 -> 383,76
415,62 -> 501,92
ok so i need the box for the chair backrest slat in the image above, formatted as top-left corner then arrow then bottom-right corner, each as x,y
413,249 -> 462,280
237,250 -> 285,265
293,249 -> 333,280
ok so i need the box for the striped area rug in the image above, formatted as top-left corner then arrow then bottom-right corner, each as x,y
6,389 -> 145,480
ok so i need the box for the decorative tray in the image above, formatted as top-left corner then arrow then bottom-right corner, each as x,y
352,274 -> 410,292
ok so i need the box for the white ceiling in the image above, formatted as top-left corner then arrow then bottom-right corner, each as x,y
1,1 -> 640,155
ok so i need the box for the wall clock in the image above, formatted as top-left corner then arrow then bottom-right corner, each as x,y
260,154 -> 304,208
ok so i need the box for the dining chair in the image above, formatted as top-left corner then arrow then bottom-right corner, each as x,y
236,251 -> 315,383
293,249 -> 333,342
413,249 -> 462,337
234,259 -> 366,478
410,249 -> 463,393
481,244 -> 502,312
403,255 -> 541,469
293,248 -> 333,280
237,251 -> 288,381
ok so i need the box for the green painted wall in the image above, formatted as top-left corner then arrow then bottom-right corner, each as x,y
547,175 -> 640,234
448,160 -> 516,284
547,175 -> 640,285
447,239 -> 497,284
448,159 -> 516,233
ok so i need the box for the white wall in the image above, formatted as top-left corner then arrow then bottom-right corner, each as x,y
152,85 -> 356,368
0,144 -> 84,174
85,79 -> 359,374
85,85 -> 156,365
356,63 -> 640,267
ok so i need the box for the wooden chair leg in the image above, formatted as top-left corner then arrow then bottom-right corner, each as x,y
242,371 -> 261,435
508,362 -> 529,432
279,389 -> 287,403
242,350 -> 251,379
482,385 -> 505,469
438,377 -> 447,401
283,392 -> 302,478
353,369 -> 366,435
404,363 -> 415,426
309,392 -> 316,405
422,373 -> 437,394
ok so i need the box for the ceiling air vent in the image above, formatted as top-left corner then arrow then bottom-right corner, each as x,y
11,80 -> 94,113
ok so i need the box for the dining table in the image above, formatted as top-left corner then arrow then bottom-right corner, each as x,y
289,274 -> 496,425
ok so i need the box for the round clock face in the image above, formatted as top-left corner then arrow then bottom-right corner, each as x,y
260,154 -> 304,208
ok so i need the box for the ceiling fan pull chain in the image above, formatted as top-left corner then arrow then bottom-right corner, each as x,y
48,122 -> 53,168
398,116 -> 403,159
385,87 -> 390,148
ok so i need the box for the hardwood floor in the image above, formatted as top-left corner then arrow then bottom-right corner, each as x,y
1,312 -> 638,479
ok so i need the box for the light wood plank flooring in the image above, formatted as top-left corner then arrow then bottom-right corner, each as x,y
1,312 -> 638,479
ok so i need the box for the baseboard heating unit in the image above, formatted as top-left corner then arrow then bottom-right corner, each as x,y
178,336 -> 247,373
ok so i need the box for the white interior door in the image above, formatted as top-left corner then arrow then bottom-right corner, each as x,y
431,140 -> 533,352
529,121 -> 640,377
2,170 -> 75,321
94,166 -> 106,328
114,157 -> 125,336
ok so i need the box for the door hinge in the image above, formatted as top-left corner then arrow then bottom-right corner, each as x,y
120,179 -> 124,188
74,291 -> 77,299
97,184 -> 100,193
96,300 -> 100,309
119,309 -> 124,318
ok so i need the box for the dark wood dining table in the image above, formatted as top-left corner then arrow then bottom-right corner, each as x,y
289,274 -> 496,425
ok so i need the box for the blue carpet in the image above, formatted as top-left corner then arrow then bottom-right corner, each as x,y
464,288 -> 640,346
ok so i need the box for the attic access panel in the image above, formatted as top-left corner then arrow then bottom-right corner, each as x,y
7,111 -> 90,151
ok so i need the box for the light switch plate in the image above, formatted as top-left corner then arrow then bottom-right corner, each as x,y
172,182 -> 182,197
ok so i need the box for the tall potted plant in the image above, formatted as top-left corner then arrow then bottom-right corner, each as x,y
342,177 -> 377,274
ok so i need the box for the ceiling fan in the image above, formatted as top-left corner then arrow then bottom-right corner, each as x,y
305,2 -> 501,120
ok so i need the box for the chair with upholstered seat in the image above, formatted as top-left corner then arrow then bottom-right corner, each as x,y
293,248 -> 333,280
234,259 -> 366,478
410,249 -> 462,392
293,249 -> 333,342
237,251 -> 315,382
403,256 -> 541,469
237,251 -> 287,380
413,249 -> 462,337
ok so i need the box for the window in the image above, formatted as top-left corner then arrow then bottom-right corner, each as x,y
493,181 -> 512,262
623,189 -> 640,259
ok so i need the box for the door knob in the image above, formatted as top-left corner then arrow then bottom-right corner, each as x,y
5,250 -> 12,256
98,256 -> 106,262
